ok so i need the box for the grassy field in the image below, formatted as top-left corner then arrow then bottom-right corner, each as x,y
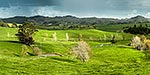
96,23 -> 150,32
0,27 -> 150,75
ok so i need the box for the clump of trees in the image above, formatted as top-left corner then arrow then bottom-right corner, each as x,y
123,24 -> 150,35
70,40 -> 92,62
16,22 -> 38,46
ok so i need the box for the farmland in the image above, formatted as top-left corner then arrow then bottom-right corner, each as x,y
0,26 -> 150,75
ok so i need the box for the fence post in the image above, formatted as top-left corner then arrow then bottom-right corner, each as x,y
103,34 -> 107,41
52,32 -> 57,41
7,32 -> 10,37
66,33 -> 69,41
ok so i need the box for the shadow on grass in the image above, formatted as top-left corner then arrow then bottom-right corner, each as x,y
0,40 -> 21,44
13,53 -> 21,57
51,57 -> 77,63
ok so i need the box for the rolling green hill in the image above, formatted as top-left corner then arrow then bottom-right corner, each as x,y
0,27 -> 149,75
96,22 -> 150,32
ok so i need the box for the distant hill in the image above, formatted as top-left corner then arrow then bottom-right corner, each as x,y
1,15 -> 150,26
124,15 -> 149,23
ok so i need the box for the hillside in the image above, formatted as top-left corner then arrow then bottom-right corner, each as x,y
96,22 -> 150,32
0,27 -> 150,75
1,15 -> 149,26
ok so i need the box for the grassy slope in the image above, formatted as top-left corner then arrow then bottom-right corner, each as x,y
0,27 -> 149,75
96,23 -> 150,32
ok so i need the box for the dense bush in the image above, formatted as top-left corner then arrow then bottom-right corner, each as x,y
142,39 -> 150,50
123,24 -> 150,34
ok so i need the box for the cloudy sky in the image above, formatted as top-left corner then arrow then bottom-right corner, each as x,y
0,0 -> 150,18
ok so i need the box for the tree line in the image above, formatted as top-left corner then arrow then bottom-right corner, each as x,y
123,24 -> 150,35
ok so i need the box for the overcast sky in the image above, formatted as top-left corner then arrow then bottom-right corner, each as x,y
0,0 -> 150,18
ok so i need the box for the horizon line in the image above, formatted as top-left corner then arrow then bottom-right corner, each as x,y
0,14 -> 148,19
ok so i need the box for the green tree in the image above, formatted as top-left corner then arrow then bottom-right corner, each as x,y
16,22 -> 38,45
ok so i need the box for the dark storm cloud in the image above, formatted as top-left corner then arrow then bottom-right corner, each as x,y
57,0 -> 150,18
0,0 -> 150,18
0,0 -> 58,7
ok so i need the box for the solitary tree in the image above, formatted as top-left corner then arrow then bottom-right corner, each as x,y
16,22 -> 37,45
71,40 -> 92,62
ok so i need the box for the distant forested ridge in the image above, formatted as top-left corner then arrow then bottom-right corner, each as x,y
1,15 -> 149,26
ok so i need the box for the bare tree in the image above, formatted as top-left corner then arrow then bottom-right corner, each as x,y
71,40 -> 92,62
130,36 -> 143,50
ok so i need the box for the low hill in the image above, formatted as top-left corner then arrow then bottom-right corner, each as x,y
96,22 -> 150,32
1,15 -> 149,26
125,15 -> 149,23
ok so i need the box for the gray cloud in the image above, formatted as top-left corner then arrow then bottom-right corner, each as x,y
0,0 -> 57,7
0,0 -> 150,18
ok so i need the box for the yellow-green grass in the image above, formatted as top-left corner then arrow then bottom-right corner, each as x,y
0,27 -> 149,75
34,29 -> 133,43
96,22 -> 150,32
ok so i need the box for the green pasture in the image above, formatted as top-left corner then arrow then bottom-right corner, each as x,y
0,27 -> 149,75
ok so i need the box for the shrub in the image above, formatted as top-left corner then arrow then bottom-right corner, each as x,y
123,25 -> 150,35
143,50 -> 150,60
142,39 -> 150,50
71,40 -> 92,62
31,45 -> 42,56
21,45 -> 29,56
